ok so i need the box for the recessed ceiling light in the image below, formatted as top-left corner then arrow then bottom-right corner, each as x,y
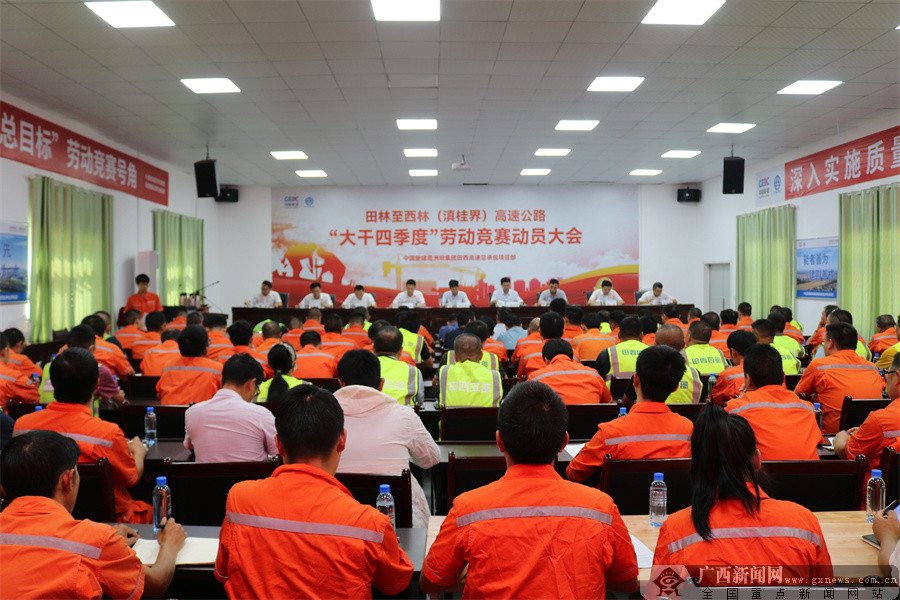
520,168 -> 551,176
296,170 -> 327,178
587,76 -> 645,92
707,122 -> 756,134
180,78 -> 241,94
397,119 -> 437,130
662,150 -> 701,159
642,0 -> 726,25
84,1 -> 174,28
777,80 -> 843,95
535,148 -> 571,157
404,148 -> 438,157
270,151 -> 308,160
555,120 -> 599,131
409,169 -> 438,177
629,169 -> 662,176
371,0 -> 440,21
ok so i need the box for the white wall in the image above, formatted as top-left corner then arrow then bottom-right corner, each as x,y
214,186 -> 272,314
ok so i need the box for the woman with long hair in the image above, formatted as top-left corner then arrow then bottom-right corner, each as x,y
257,343 -> 306,402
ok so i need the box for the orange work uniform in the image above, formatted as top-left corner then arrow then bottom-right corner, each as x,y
869,327 -> 899,355
664,318 -> 687,333
301,319 -> 325,334
518,340 -> 547,379
783,323 -> 805,344
14,402 -> 153,523
206,330 -> 235,362
653,484 -> 832,586
417,325 -> 434,347
512,332 -> 542,364
113,325 -> 145,351
530,354 -> 612,404
736,316 -> 754,330
139,339 -> 180,376
0,361 -> 39,409
709,330 -> 730,355
794,349 -> 885,434
709,364 -> 745,406
844,398 -> 900,477
93,337 -> 133,377
725,386 -> 821,460
156,356 -> 222,405
125,291 -> 162,315
424,463 -> 638,599
293,345 -> 337,379
165,316 -> 187,331
0,496 -> 145,600
130,331 -> 161,360
482,337 -> 508,362
807,326 -> 827,353
229,345 -> 274,379
255,338 -> 280,354
573,328 -> 617,363
7,351 -> 41,379
562,324 -> 582,343
719,324 -> 739,335
642,333 -> 656,346
215,463 -> 413,599
281,328 -> 304,350
342,325 -> 370,348
320,332 -> 356,361
566,402 -> 693,482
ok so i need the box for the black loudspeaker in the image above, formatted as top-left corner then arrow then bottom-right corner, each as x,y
677,188 -> 701,203
723,156 -> 745,194
194,159 -> 219,198
216,188 -> 238,203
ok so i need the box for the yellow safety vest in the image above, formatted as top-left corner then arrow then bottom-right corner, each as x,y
855,339 -> 871,361
607,340 -> 649,380
683,344 -> 728,376
772,335 -> 803,359
876,341 -> 900,370
38,361 -> 53,404
399,328 -> 424,363
767,342 -> 800,375
377,355 -> 419,406
445,350 -> 499,372
438,361 -> 502,407
666,364 -> 702,404
257,374 -> 308,402
600,323 -> 612,334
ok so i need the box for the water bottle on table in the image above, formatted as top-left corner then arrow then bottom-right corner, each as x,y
649,472 -> 667,527
144,407 -> 157,446
376,484 -> 396,530
866,469 -> 885,523
153,476 -> 172,533
618,407 -> 627,418
813,403 -> 823,431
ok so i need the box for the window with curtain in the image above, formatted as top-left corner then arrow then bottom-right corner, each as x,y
838,182 -> 899,341
736,204 -> 796,318
153,210 -> 205,305
29,175 -> 114,342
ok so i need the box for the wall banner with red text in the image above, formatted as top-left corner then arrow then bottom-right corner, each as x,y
271,185 -> 639,307
785,126 -> 899,200
0,101 -> 169,205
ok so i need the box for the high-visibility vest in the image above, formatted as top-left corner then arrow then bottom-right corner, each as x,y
446,350 -> 499,372
399,328 -> 424,363
607,340 -> 649,380
683,344 -> 728,376
768,342 -> 801,375
39,361 -> 54,404
377,355 -> 418,406
855,339 -> 871,361
666,364 -> 702,404
438,361 -> 502,407
772,335 -> 803,359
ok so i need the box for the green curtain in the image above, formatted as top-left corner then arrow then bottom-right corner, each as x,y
736,204 -> 796,319
29,176 -> 114,342
153,210 -> 205,304
838,182 -> 899,341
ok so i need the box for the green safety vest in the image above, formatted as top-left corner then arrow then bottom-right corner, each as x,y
38,361 -> 54,404
683,344 -> 728,376
600,323 -> 612,334
767,342 -> 801,375
445,350 -> 499,372
855,339 -> 871,361
399,328 -> 424,363
377,355 -> 419,406
772,335 -> 803,359
607,340 -> 649,380
257,374 -> 308,402
438,360 -> 502,407
666,364 -> 702,404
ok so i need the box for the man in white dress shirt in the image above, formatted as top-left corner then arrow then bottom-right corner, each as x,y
489,277 -> 524,307
439,280 -> 471,308
390,279 -> 426,308
588,278 -> 625,306
297,281 -> 334,309
637,281 -> 677,305
342,284 -> 377,308
536,278 -> 567,306
251,280 -> 283,308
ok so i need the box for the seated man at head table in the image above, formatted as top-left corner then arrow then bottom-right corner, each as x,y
0,430 -> 186,599
215,385 -> 414,599
439,279 -> 472,308
637,281 -> 676,305
536,278 -> 567,307
156,325 -> 223,406
297,280 -> 333,309
342,284 -> 377,309
390,278 -> 426,309
587,278 -> 625,306
422,380 -> 639,598
251,279 -> 283,308
489,276 -> 524,307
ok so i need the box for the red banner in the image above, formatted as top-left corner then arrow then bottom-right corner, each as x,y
785,126 -> 900,199
0,101 -> 168,205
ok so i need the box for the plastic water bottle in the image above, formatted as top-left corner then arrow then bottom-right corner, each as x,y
34,405 -> 43,411
813,403 -> 823,431
649,472 -> 667,527
152,476 -> 172,533
618,407 -> 627,418
866,469 -> 885,523
376,484 -> 396,530
144,407 -> 157,446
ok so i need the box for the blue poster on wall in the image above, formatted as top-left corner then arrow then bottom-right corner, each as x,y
0,221 -> 28,304
796,237 -> 838,299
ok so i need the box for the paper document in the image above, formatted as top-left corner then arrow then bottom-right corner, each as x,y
133,537 -> 219,565
563,443 -> 585,460
630,534 -> 654,569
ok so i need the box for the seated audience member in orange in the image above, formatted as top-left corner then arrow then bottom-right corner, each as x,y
139,330 -> 181,376
662,303 -> 687,333
482,335 -> 508,362
63,327 -> 126,407
255,321 -> 282,354
0,331 -> 39,408
13,348 -> 153,523
422,381 -> 638,598
215,385 -> 414,599
520,312 -> 565,380
125,272 -> 163,316
301,308 -> 326,334
718,308 -> 740,335
562,305 -> 585,343
2,328 -> 41,380
281,316 -> 304,350
806,304 -> 839,353
794,322 -> 885,434
204,313 -> 234,362
651,406 -> 832,587
320,313 -> 356,360
573,313 -> 617,363
294,331 -> 338,379
417,324 -> 434,347
114,309 -> 146,351
869,314 -> 899,355
0,430 -> 186,599
77,314 -> 134,378
343,310 -> 371,348
226,321 -> 274,378
781,307 -> 805,344
710,330 -> 756,406
736,302 -> 754,330
640,315 -> 658,346
725,344 -> 820,460
156,326 -> 223,406
834,352 -> 900,477
567,346 -> 693,483
531,339 -> 612,404
165,308 -> 188,331
132,311 -> 166,360
512,318 -> 542,362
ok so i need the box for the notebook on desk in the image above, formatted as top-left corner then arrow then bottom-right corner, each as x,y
133,537 -> 219,565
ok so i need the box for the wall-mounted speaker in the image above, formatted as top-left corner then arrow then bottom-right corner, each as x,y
723,156 -> 745,194
677,188 -> 701,203
194,159 -> 219,198
216,187 -> 239,203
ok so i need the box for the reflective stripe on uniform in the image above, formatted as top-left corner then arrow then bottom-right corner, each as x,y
604,433 -> 692,446
298,353 -> 334,359
690,367 -> 702,403
725,373 -> 744,381
15,429 -> 114,448
884,430 -> 900,437
226,511 -> 384,543
532,369 -> 601,382
667,526 -> 822,554
0,533 -> 102,559
729,401 -> 814,415
0,374 -> 15,382
161,365 -> 220,375
456,506 -> 613,528
815,364 -> 879,371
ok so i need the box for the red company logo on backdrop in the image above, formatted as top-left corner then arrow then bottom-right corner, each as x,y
784,126 -> 899,200
0,101 -> 168,205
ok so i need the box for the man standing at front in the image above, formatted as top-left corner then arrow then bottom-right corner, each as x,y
421,381 -> 638,598
125,273 -> 163,316
215,385 -> 414,598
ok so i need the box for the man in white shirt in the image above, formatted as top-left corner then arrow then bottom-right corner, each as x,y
390,279 -> 426,308
637,281 -> 677,305
334,350 -> 440,528
439,279 -> 471,308
297,281 -> 334,309
342,284 -> 377,308
489,277 -> 524,307
536,278 -> 567,306
251,280 -> 283,308
183,354 -> 277,462
588,278 -> 625,306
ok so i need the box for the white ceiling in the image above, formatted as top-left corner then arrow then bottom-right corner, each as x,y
1,0 -> 898,187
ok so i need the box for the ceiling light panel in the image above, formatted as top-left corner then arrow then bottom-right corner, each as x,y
409,169 -> 438,176
84,1 -> 175,28
521,168 -> 551,176
629,169 -> 663,176
397,119 -> 438,130
642,0 -> 726,25
661,150 -> 701,158
777,80 -> 843,95
535,148 -> 571,157
707,122 -> 756,134
404,148 -> 438,157
555,120 -> 599,131
372,0 -> 440,22
296,170 -> 327,178
181,78 -> 241,94
270,151 -> 308,160
587,76 -> 645,92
